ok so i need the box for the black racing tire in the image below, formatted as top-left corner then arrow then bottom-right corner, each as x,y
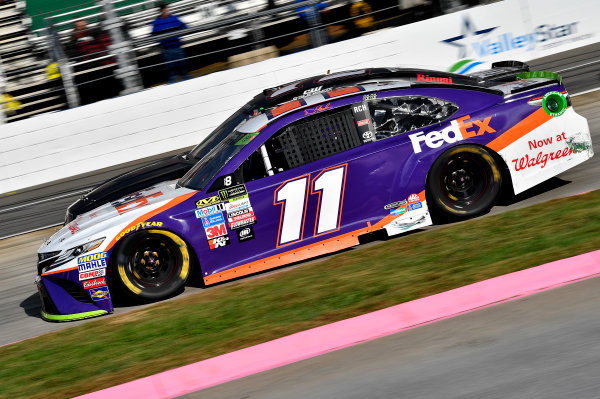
426,145 -> 502,221
111,229 -> 191,301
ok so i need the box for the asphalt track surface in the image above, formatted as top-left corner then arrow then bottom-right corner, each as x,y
183,276 -> 600,399
0,44 -> 599,349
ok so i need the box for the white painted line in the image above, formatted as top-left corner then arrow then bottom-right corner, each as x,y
557,59 -> 600,73
0,223 -> 62,241
0,188 -> 91,214
571,87 -> 600,97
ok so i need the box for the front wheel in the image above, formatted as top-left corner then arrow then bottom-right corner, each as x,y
426,145 -> 502,221
111,229 -> 191,301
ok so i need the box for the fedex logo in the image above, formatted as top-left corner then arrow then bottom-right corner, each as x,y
408,115 -> 495,154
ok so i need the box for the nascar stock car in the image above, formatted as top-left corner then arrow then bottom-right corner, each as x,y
36,61 -> 593,321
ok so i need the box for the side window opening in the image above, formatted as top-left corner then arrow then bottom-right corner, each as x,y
237,106 -> 363,181
366,96 -> 459,140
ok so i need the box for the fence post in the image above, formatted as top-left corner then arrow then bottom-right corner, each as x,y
0,56 -> 5,124
46,21 -> 81,108
101,0 -> 143,95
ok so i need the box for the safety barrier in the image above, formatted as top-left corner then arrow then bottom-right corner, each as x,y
0,0 -> 597,195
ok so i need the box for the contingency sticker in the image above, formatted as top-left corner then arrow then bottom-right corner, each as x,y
208,235 -> 231,249
78,252 -> 107,273
219,184 -> 248,201
88,286 -> 110,301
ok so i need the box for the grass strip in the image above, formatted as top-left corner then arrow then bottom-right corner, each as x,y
1,190 -> 599,399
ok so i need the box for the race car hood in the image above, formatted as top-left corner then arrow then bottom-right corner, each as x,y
40,180 -> 194,253
65,152 -> 196,223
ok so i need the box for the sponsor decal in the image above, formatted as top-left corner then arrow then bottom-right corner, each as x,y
304,103 -> 331,115
208,235 -> 231,249
511,148 -> 573,171
390,215 -> 427,230
363,93 -> 377,101
201,213 -> 225,228
227,207 -> 252,219
407,194 -> 420,203
115,221 -> 163,242
566,138 -> 592,154
230,216 -> 257,230
82,277 -> 106,289
205,223 -> 227,239
236,226 -> 255,242
77,252 -> 108,272
442,15 -> 581,59
79,268 -> 106,281
114,191 -> 163,215
357,119 -> 370,127
226,197 -> 251,212
409,115 -> 495,154
362,131 -> 373,140
229,211 -> 255,223
89,286 -> 110,301
219,184 -> 248,201
196,195 -> 221,208
417,74 -> 453,84
353,104 -> 367,113
511,132 -> 577,171
235,133 -> 259,146
407,202 -> 423,211
68,221 -> 80,235
195,203 -> 226,218
384,200 -> 407,210
390,207 -> 407,215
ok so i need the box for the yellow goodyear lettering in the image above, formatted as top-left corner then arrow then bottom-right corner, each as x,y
115,221 -> 163,242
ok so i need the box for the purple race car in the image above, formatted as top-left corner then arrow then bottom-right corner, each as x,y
36,61 -> 593,321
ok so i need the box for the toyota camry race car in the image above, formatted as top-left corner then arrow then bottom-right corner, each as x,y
36,61 -> 593,321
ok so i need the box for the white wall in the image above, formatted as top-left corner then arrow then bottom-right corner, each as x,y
0,0 -> 597,194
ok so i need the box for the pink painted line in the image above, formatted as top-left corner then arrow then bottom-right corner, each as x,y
75,250 -> 600,399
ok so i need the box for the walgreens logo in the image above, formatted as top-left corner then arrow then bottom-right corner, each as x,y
408,115 -> 495,154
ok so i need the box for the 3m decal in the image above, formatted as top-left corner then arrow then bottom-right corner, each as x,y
78,252 -> 108,272
237,226 -> 255,242
115,191 -> 163,215
205,223 -> 227,239
82,277 -> 106,289
195,203 -> 225,218
384,200 -> 407,210
409,115 -> 495,153
115,221 -> 163,242
79,268 -> 106,281
219,184 -> 248,201
201,213 -> 225,228
89,286 -> 110,301
196,196 -> 221,208
304,103 -> 331,115
208,235 -> 230,249
275,164 -> 347,246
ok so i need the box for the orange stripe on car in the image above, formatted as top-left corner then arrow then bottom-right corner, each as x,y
271,100 -> 303,117
487,108 -> 552,152
327,87 -> 360,98
105,191 -> 197,251
203,190 -> 425,285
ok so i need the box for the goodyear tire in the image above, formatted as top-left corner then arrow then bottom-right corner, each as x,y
112,229 -> 190,301
426,145 -> 502,221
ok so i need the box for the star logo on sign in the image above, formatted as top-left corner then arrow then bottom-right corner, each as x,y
442,15 -> 498,58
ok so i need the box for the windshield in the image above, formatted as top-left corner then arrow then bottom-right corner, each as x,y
179,130 -> 260,191
190,100 -> 258,160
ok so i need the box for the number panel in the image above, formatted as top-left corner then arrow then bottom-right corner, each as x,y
312,164 -> 347,236
274,175 -> 309,247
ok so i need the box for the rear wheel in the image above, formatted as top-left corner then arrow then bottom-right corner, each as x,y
426,145 -> 502,221
112,229 -> 190,301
